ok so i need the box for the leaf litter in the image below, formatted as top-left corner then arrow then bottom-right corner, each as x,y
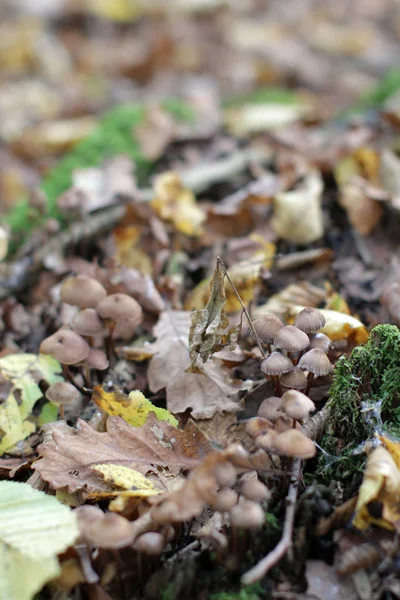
2,2 -> 400,599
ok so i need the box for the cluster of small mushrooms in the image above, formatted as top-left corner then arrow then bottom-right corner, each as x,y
246,307 -> 334,460
40,274 -> 143,417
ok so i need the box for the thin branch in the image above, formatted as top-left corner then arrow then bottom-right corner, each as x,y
216,257 -> 265,358
241,457 -> 303,585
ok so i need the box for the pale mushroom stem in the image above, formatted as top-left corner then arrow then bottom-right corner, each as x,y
59,404 -> 65,420
106,320 -> 117,365
305,373 -> 314,396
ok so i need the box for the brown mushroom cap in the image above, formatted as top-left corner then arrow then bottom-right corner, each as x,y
72,308 -> 105,336
212,488 -> 238,512
257,397 -> 284,423
40,330 -> 90,365
213,462 -> 237,488
260,352 -> 294,377
294,307 -> 326,334
86,348 -> 109,370
45,381 -> 80,405
134,532 -> 165,555
308,332 -> 333,353
273,429 -> 316,459
96,293 -> 143,324
253,314 -> 284,344
60,275 -> 107,309
281,389 -> 315,421
84,513 -> 134,548
279,367 -> 307,390
240,477 -> 270,502
273,325 -> 310,353
255,429 -> 278,451
245,416 -> 273,438
298,348 -> 333,376
74,505 -> 104,542
151,500 -> 180,525
230,500 -> 264,529
274,415 -> 301,433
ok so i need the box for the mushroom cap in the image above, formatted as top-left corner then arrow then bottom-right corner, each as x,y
211,488 -> 238,512
86,348 -> 109,370
96,293 -> 143,324
72,308 -> 105,336
294,307 -> 326,334
245,416 -> 273,438
74,505 -> 104,542
273,325 -> 310,352
274,415 -> 301,433
260,352 -> 294,377
151,500 -> 180,525
240,477 -> 270,502
308,332 -> 333,353
40,330 -> 90,365
281,389 -> 315,421
134,532 -> 165,555
213,462 -> 237,488
230,500 -> 264,529
298,348 -> 333,376
279,367 -> 307,390
45,381 -> 80,405
60,275 -> 107,309
255,429 -> 278,451
273,429 -> 316,459
257,397 -> 284,423
84,513 -> 134,548
253,314 -> 284,344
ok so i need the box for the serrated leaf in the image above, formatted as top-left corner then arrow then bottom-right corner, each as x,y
93,464 -> 162,497
0,481 -> 78,600
0,354 -> 63,455
92,387 -> 178,427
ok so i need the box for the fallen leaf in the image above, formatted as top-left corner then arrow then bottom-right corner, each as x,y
92,387 -> 178,427
195,412 -> 252,450
224,103 -> 307,136
34,415 -> 212,494
272,170 -> 324,244
112,226 -> 152,274
151,172 -> 206,237
290,306 -> 369,345
0,353 -> 63,455
92,464 -> 162,497
353,446 -> 400,531
0,481 -> 78,600
188,261 -> 238,372
136,106 -> 176,160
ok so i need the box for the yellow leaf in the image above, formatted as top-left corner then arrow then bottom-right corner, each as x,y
0,481 -> 78,600
353,446 -> 400,531
92,386 -> 178,427
151,172 -> 206,237
93,464 -> 162,497
377,435 -> 400,471
0,394 -> 35,456
290,306 -> 369,345
87,0 -> 141,22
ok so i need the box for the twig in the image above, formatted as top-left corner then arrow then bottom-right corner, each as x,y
241,457 -> 303,585
216,257 -> 265,358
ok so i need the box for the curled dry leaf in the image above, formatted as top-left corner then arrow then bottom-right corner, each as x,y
33,415 -> 212,494
272,170 -> 324,244
188,261 -> 238,373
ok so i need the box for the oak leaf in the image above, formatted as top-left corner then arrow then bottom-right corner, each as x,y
33,415 -> 212,494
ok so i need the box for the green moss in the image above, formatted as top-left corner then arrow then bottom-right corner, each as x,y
223,86 -> 301,108
319,325 -> 400,479
209,583 -> 263,600
4,100 -> 194,247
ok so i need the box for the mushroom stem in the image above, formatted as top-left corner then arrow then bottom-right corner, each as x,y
59,404 -> 65,420
62,364 -> 90,396
106,320 -> 117,365
272,376 -> 282,397
305,373 -> 315,396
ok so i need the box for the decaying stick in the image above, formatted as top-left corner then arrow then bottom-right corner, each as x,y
241,457 -> 303,585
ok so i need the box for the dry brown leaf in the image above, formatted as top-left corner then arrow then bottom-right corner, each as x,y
33,415 -> 212,494
195,412 -> 253,450
135,106 -> 176,160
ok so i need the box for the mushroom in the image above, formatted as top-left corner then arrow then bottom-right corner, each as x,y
308,332 -> 333,354
273,325 -> 309,361
96,293 -> 143,361
260,352 -> 293,396
211,488 -> 238,512
60,275 -> 107,309
274,415 -> 301,433
40,330 -> 90,390
86,348 -> 109,371
133,532 -> 165,555
72,308 -> 105,337
253,314 -> 284,352
273,429 -> 316,459
151,500 -> 180,525
245,416 -> 273,438
294,307 -> 326,335
257,396 -> 284,423
279,367 -> 307,392
240,477 -> 270,502
298,347 -> 333,394
214,462 -> 237,488
230,500 -> 264,529
45,381 -> 80,419
254,429 -> 278,451
83,513 -> 135,549
281,389 -> 315,426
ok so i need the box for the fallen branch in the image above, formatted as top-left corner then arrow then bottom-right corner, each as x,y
241,457 -> 303,585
